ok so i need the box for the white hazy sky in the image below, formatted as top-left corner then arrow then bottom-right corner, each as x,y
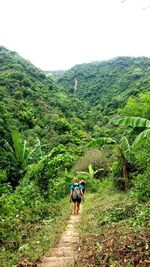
1,0 -> 150,70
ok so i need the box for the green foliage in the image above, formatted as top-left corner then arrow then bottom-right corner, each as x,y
0,181 -> 44,244
133,128 -> 150,147
0,47 -> 89,187
133,137 -> 150,172
111,160 -> 122,178
88,136 -> 132,190
99,204 -> 136,225
132,204 -> 150,227
119,92 -> 150,119
2,132 -> 46,187
115,116 -> 150,128
88,164 -> 95,179
133,174 -> 150,202
119,136 -> 131,159
73,148 -> 109,178
86,176 -> 100,193
88,137 -> 116,148
0,170 -> 12,195
0,183 -> 71,266
78,185 -> 150,266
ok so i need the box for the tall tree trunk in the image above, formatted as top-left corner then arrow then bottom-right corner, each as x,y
118,147 -> 129,191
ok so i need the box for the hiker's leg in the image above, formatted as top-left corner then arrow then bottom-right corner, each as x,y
75,202 -> 79,214
76,202 -> 80,215
73,201 -> 77,214
73,202 -> 76,214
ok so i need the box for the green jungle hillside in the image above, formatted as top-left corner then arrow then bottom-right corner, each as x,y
0,47 -> 150,266
57,57 -> 150,114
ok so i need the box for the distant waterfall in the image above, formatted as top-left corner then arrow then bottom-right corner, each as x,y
74,78 -> 78,95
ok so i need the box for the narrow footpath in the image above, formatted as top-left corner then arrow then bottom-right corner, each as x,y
38,206 -> 82,267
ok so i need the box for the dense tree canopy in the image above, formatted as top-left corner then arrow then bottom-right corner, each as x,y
57,57 -> 150,114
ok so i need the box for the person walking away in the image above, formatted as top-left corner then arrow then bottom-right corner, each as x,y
70,178 -> 83,215
79,178 -> 87,194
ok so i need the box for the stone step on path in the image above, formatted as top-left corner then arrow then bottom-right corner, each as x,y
38,206 -> 82,267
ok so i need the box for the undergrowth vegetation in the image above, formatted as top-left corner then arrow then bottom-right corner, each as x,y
78,179 -> 150,267
0,196 -> 72,266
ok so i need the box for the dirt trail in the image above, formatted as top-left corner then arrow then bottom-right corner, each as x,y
39,205 -> 82,267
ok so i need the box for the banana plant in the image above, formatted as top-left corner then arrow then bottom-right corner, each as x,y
28,137 -> 43,161
88,136 -> 131,191
76,163 -> 104,179
4,131 -> 43,170
114,116 -> 150,147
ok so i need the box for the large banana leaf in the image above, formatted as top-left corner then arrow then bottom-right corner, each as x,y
4,139 -> 16,162
115,117 -> 150,128
28,137 -> 42,160
88,137 -> 116,147
120,136 -> 131,158
133,129 -> 150,147
4,132 -> 28,166
88,164 -> 94,179
34,137 -> 42,156
12,131 -> 23,161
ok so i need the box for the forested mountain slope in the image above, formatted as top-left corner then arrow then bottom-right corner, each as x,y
57,57 -> 150,113
0,46 -> 90,187
0,46 -> 88,141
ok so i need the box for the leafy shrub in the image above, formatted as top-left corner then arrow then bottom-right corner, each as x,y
133,174 -> 150,201
86,176 -> 100,192
0,176 -> 65,255
73,148 -> 108,178
98,204 -> 136,225
0,170 -> 12,196
134,204 -> 150,226
111,160 -> 122,177
0,182 -> 12,195
48,175 -> 71,201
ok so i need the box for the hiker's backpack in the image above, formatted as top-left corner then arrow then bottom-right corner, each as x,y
72,185 -> 81,199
